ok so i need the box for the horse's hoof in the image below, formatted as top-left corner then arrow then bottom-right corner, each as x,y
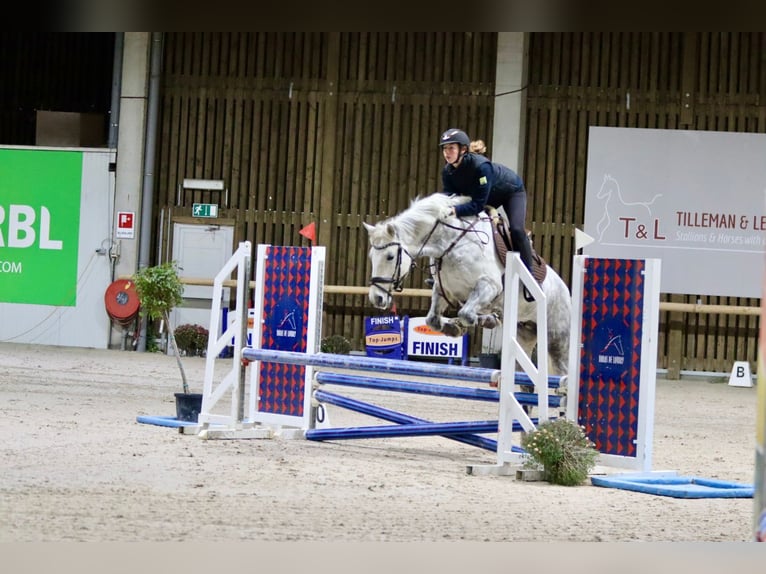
477,315 -> 500,330
441,322 -> 465,337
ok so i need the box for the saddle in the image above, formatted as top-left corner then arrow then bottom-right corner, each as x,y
485,207 -> 547,285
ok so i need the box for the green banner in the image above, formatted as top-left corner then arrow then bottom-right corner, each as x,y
0,149 -> 82,306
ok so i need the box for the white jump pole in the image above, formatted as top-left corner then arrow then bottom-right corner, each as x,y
468,253 -> 551,475
198,241 -> 265,435
195,244 -> 557,473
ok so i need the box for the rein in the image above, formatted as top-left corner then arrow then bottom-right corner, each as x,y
429,217 -> 491,309
368,211 -> 492,307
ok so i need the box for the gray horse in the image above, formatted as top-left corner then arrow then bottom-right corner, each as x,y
364,193 -> 571,376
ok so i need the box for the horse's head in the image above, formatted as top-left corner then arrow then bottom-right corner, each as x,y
597,174 -> 617,199
363,219 -> 415,309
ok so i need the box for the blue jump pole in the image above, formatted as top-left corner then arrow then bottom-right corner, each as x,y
514,371 -> 564,389
314,389 -> 538,440
315,372 -> 499,401
307,395 -> 528,448
315,372 -> 563,408
312,389 -> 500,451
307,420 -> 501,441
242,348 -> 499,384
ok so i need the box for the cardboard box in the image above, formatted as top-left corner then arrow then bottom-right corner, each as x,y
35,110 -> 105,147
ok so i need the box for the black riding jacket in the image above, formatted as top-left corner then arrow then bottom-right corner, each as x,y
441,152 -> 525,218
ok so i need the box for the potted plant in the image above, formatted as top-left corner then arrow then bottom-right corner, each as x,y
133,261 -> 202,422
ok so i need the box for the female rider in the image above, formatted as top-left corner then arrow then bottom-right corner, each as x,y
438,127 -> 535,276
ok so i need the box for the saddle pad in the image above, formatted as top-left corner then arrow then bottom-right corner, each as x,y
531,252 -> 547,284
491,218 -> 510,264
489,215 -> 547,284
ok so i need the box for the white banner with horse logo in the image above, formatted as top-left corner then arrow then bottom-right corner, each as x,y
583,127 -> 766,298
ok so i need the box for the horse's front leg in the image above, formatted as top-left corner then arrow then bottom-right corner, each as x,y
425,291 -> 464,337
457,278 -> 501,330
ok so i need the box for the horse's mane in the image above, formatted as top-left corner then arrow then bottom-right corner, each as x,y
389,194 -> 455,238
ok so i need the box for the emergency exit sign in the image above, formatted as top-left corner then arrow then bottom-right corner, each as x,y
192,203 -> 218,218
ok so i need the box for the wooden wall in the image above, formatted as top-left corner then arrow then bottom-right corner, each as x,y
151,32 -> 766,374
525,32 -> 766,376
154,32 -> 497,351
1,32 -> 763,374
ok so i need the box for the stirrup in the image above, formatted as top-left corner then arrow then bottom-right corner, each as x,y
425,277 -> 435,288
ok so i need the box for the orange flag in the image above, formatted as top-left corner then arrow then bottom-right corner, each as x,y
299,221 -> 316,243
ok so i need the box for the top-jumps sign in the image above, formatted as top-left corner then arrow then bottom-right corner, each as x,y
583,127 -> 766,299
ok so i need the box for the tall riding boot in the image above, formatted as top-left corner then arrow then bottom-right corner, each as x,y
510,229 -> 536,302
510,229 -> 535,276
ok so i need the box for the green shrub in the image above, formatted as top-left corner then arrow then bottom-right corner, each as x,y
320,334 -> 352,354
521,418 -> 599,486
174,323 -> 209,356
132,261 -> 184,322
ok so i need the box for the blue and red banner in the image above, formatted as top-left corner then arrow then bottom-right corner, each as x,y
578,258 -> 645,458
258,246 -> 312,417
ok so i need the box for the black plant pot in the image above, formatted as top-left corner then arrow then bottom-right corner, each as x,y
478,353 -> 501,369
175,392 -> 203,422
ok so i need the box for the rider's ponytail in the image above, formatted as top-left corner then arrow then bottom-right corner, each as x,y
469,139 -> 487,155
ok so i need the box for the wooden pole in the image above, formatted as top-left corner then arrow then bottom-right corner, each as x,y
123,276 -> 760,315
659,302 -> 760,316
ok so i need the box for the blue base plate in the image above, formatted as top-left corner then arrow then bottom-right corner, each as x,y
136,415 -> 199,428
591,472 -> 754,498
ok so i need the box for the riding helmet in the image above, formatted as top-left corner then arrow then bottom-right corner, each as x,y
439,128 -> 470,148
